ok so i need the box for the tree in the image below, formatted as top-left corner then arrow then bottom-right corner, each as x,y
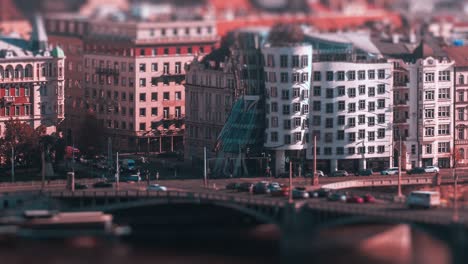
268,23 -> 305,46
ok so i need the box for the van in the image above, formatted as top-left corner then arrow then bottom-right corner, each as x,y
406,191 -> 440,209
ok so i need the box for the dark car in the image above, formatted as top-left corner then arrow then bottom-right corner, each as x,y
226,182 -> 240,190
238,182 -> 254,192
310,188 -> 332,198
253,182 -> 270,194
407,167 -> 426,175
92,181 -> 113,188
356,169 -> 373,176
330,170 -> 348,177
74,183 -> 88,190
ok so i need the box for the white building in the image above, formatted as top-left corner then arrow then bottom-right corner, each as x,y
262,43 -> 312,175
308,60 -> 394,173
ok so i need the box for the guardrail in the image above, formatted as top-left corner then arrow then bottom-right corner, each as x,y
0,178 -> 102,189
321,176 -> 436,190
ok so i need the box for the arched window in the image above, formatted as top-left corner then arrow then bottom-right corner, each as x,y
459,74 -> 465,85
24,64 -> 33,78
14,65 -> 23,78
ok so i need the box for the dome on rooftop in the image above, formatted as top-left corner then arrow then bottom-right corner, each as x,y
51,46 -> 65,58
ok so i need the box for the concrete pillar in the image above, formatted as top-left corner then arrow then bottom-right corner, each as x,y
359,158 -> 367,170
274,150 -> 285,176
330,159 -> 338,172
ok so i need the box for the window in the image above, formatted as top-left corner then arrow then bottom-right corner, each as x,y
326,71 -> 333,81
358,115 -> 365,125
24,105 -> 30,115
292,55 -> 299,67
280,73 -> 289,83
325,118 -> 333,128
283,120 -> 291,130
313,71 -> 321,81
348,88 -> 356,97
378,69 -> 386,79
368,87 -> 375,96
358,70 -> 365,80
313,101 -> 321,111
425,91 -> 434,100
292,88 -> 300,98
282,105 -> 290,115
337,71 -> 345,81
348,103 -> 356,113
459,128 -> 465,140
348,132 -> 356,142
459,91 -> 464,102
139,93 -> 146,102
338,101 -> 345,111
377,84 -> 385,94
139,123 -> 146,131
301,55 -> 308,67
368,116 -> 375,126
281,90 -> 289,100
151,92 -> 158,101
425,109 -> 434,118
139,78 -> 146,87
348,117 -> 356,127
293,103 -> 301,112
337,130 -> 345,140
438,106 -> 450,117
151,63 -> 158,72
163,63 -> 169,74
337,116 -> 345,126
175,92 -> 181,100
294,132 -> 302,142
438,88 -> 450,99
266,54 -> 275,67
326,103 -> 333,113
425,72 -> 435,82
426,144 -> 433,154
324,147 -> 332,155
139,108 -> 146,116
358,85 -> 365,95
325,133 -> 333,143
358,147 -> 365,154
377,99 -> 385,109
271,87 -> 277,97
139,63 -> 146,72
438,142 -> 450,153
337,86 -> 345,96
459,75 -> 465,85
368,70 -> 375,79
358,100 -> 365,110
368,146 -> 375,154
438,124 -> 450,135
284,135 -> 291,144
294,117 -> 301,128
313,86 -> 321,96
378,128 -> 385,138
358,129 -> 365,139
151,77 -> 158,86
129,93 -> 134,101
163,107 -> 169,118
175,62 -> 181,74
378,114 -> 385,124
312,116 -> 321,126
336,147 -> 344,155
377,146 -> 385,153
129,63 -> 134,72
271,102 -> 278,112
163,92 -> 170,100
280,55 -> 288,68
439,71 -> 451,81
348,147 -> 355,155
271,117 -> 278,128
348,71 -> 356,80
292,73 -> 300,83
459,108 -> 465,121
271,132 -> 278,142
301,72 -> 309,82
368,131 -> 375,141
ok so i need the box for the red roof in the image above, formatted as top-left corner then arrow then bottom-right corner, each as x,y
445,46 -> 468,67
0,0 -> 25,21
209,0 -> 252,12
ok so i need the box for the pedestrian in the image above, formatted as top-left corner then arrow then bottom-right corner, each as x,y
156,171 -> 160,181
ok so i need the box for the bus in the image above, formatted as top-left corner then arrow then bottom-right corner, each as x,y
406,191 -> 440,209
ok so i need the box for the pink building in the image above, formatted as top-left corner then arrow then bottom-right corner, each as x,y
0,16 -> 65,136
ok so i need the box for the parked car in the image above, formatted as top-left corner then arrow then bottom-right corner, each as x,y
424,166 -> 440,173
92,181 -> 113,188
407,167 -> 426,175
253,181 -> 270,194
356,169 -> 373,176
380,167 -> 399,175
406,191 -> 440,209
292,187 -> 309,199
74,183 -> 88,190
362,194 -> 376,203
327,192 -> 347,202
271,186 -> 290,197
310,188 -> 332,198
226,182 -> 240,190
146,184 -> 167,191
347,195 -> 364,204
238,182 -> 254,192
267,182 -> 281,192
330,170 -> 348,177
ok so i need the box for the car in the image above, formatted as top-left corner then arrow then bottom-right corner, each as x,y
406,191 -> 440,209
74,183 -> 88,190
424,166 -> 440,173
327,192 -> 347,202
122,175 -> 141,182
267,182 -> 281,192
92,181 -> 113,188
347,195 -> 364,204
362,194 -> 376,203
292,187 -> 309,199
226,182 -> 240,190
305,170 -> 326,177
146,184 -> 167,191
381,167 -> 399,175
238,182 -> 254,192
330,170 -> 348,177
407,167 -> 426,175
356,169 -> 373,176
253,181 -> 270,194
271,186 -> 290,197
310,188 -> 332,198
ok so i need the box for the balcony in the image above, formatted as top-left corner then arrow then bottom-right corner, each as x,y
394,99 -> 408,106
95,67 -> 120,76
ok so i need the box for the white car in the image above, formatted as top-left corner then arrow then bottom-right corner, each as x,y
424,166 -> 440,173
146,184 -> 167,191
381,167 -> 399,175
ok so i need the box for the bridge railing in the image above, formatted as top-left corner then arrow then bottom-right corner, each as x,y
0,178 -> 102,189
321,176 -> 436,190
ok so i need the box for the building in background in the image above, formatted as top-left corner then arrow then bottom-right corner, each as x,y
0,15 -> 65,135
